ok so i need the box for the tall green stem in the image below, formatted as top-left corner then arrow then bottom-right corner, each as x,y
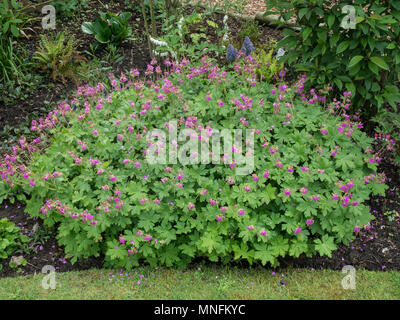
149,0 -> 157,37
140,0 -> 153,57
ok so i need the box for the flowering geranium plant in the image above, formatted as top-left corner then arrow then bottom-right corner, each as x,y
0,55 -> 387,269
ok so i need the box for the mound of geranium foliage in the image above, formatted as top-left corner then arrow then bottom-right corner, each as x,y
0,56 -> 387,269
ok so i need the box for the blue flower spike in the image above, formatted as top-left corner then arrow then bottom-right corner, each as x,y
227,44 -> 238,62
241,36 -> 255,56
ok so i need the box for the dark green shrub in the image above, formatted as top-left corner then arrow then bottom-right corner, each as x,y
265,0 -> 400,118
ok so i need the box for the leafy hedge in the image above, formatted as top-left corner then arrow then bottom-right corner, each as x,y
265,0 -> 400,117
0,56 -> 387,268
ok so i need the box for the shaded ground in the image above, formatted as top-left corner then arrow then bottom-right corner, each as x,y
0,0 -> 151,131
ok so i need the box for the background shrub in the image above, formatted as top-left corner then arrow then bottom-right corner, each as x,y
265,0 -> 400,119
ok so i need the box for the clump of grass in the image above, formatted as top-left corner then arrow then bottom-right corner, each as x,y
0,266 -> 399,300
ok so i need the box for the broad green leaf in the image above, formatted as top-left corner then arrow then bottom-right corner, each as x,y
336,41 -> 349,54
348,55 -> 363,68
81,22 -> 95,35
370,56 -> 389,70
314,235 -> 337,258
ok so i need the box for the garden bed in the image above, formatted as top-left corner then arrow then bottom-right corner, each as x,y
0,0 -> 399,279
0,138 -> 398,278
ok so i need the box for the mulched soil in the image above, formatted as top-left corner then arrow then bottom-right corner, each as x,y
0,1 -> 399,278
0,0 -> 151,130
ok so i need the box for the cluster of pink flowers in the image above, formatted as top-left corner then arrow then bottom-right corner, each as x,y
67,151 -> 82,165
233,94 -> 253,111
40,199 -> 98,225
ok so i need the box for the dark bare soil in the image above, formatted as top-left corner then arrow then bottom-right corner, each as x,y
0,0 -> 151,130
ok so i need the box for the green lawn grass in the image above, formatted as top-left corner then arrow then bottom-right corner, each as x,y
0,266 -> 399,300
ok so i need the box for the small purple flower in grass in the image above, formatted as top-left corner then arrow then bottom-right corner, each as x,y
354,226 -> 360,233
260,230 -> 267,236
294,227 -> 302,234
306,219 -> 313,226
238,208 -> 245,216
